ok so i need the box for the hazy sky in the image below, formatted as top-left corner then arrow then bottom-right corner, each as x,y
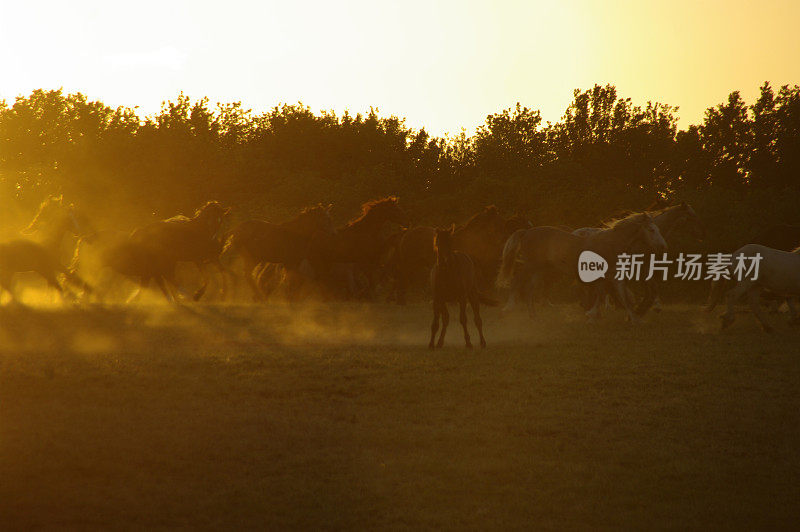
1,0 -> 797,136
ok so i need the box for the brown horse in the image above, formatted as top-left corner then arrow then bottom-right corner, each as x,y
0,240 -> 92,303
308,197 -> 408,299
128,201 -> 231,300
392,206 -> 525,304
77,201 -> 230,303
0,196 -> 92,303
498,212 -> 667,322
221,204 -> 334,300
96,239 -> 181,303
429,225 -> 495,349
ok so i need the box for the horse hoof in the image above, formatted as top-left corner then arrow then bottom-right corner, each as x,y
465,344 -> 473,350
428,343 -> 435,350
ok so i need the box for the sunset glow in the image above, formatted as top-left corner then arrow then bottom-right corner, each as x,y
2,0 -> 797,134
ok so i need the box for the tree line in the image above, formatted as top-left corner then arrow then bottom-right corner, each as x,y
1,83 -> 799,250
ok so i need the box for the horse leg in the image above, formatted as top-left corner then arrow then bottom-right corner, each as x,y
90,267 -> 118,304
436,304 -> 450,348
191,262 -> 211,301
155,276 -> 176,304
585,283 -> 605,321
538,271 -> 555,307
215,261 -> 229,301
470,293 -> 486,348
526,274 -> 538,317
613,280 -> 639,324
502,285 -> 517,313
42,271 -> 68,304
503,264 -> 529,313
635,280 -> 657,316
162,267 -> 195,303
429,300 -> 441,349
721,281 -> 749,329
125,278 -> 146,304
746,287 -> 773,332
459,299 -> 472,349
244,257 -> 263,302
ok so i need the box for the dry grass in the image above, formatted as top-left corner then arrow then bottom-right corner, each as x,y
1,301 -> 799,529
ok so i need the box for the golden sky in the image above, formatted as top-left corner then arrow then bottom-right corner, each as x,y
1,0 -> 797,135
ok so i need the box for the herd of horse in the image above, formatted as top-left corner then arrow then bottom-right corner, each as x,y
3,194 -> 800,343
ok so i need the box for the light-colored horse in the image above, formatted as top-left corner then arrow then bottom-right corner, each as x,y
708,244 -> 800,332
497,212 -> 667,322
571,202 -> 704,314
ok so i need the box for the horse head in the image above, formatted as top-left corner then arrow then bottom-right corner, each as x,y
503,214 -> 533,237
604,212 -> 667,253
433,224 -> 456,264
22,195 -> 90,239
635,213 -> 668,252
362,196 -> 409,228
678,201 -> 706,241
195,201 -> 231,237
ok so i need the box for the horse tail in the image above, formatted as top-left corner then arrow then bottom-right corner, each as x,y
706,278 -> 727,311
193,283 -> 208,301
496,229 -> 525,288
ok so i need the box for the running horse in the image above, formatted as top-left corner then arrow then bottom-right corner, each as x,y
0,195 -> 92,303
90,201 -> 231,303
220,203 -> 334,300
308,197 -> 409,299
571,201 -> 705,315
497,212 -> 667,322
707,244 -> 800,332
129,200 -> 231,300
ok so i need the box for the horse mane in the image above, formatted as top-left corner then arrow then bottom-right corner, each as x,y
23,194 -> 68,233
645,197 -> 671,212
602,211 -> 648,230
194,200 -> 223,217
30,195 -> 64,218
602,198 -> 672,223
346,196 -> 397,228
299,203 -> 329,215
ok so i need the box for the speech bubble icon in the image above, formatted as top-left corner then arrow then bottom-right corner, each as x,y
577,250 -> 608,283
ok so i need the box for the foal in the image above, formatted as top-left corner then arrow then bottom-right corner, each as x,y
429,225 -> 493,349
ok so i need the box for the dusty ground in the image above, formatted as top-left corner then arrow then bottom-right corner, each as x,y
1,302 -> 799,529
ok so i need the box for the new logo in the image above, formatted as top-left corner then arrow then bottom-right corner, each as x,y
578,250 -> 608,283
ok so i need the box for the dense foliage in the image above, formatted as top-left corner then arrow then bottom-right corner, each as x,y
1,82 -> 799,249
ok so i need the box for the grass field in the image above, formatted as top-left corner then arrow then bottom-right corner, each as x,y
2,301 -> 799,529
